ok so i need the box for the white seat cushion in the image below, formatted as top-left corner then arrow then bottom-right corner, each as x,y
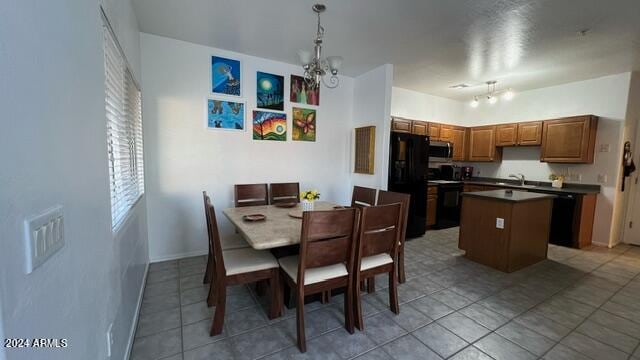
223,248 -> 278,276
221,233 -> 250,250
278,255 -> 348,285
360,253 -> 393,271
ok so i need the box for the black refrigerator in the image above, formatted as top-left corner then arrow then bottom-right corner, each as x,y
388,132 -> 429,238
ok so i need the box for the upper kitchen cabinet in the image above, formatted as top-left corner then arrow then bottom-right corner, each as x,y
428,122 -> 441,140
441,124 -> 467,161
468,125 -> 501,162
517,121 -> 543,146
496,124 -> 517,146
391,117 -> 411,133
541,115 -> 598,163
411,120 -> 428,136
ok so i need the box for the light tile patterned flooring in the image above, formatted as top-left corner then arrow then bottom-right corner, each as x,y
131,227 -> 640,360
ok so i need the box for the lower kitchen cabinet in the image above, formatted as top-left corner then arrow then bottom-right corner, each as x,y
427,185 -> 437,227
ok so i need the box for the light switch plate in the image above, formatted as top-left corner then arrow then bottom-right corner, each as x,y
24,206 -> 64,274
496,218 -> 505,229
599,144 -> 611,153
597,174 -> 608,183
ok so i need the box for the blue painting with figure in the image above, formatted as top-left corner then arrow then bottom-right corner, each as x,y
211,56 -> 241,96
207,99 -> 244,130
256,71 -> 284,111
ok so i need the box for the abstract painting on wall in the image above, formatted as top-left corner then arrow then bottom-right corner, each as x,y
253,111 -> 287,141
207,99 -> 245,130
256,71 -> 284,110
211,56 -> 241,96
292,107 -> 316,142
290,75 -> 319,106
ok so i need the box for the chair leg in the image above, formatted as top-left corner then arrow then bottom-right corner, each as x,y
206,276 -> 216,307
255,280 -> 267,297
389,269 -> 399,314
354,274 -> 364,331
367,277 -> 376,293
268,269 -> 281,319
398,245 -> 406,284
210,283 -> 226,336
203,251 -> 213,284
296,290 -> 307,352
345,281 -> 355,334
321,290 -> 329,304
283,279 -> 293,309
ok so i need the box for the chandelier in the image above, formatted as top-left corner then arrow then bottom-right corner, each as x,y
470,81 -> 515,108
298,4 -> 343,89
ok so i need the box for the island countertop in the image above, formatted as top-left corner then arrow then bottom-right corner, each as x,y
462,189 -> 556,202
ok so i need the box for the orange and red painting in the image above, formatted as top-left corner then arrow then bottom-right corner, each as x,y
253,111 -> 287,141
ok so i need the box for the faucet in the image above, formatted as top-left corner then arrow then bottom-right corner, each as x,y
509,173 -> 526,186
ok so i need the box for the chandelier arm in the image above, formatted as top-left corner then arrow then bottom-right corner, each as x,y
321,74 -> 339,89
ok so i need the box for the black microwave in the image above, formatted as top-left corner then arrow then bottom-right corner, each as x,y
428,141 -> 454,162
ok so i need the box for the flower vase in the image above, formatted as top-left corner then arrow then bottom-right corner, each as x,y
301,200 -> 314,212
552,179 -> 563,188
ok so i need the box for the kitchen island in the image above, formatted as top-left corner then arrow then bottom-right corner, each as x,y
459,189 -> 555,272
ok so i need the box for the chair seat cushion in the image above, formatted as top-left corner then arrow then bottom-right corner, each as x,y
279,255 -> 348,285
223,248 -> 278,276
222,233 -> 250,250
360,253 -> 393,271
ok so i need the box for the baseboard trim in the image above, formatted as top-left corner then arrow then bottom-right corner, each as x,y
591,241 -> 610,248
150,249 -> 208,263
125,262 -> 148,360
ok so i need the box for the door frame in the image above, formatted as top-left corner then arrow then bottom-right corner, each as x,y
623,115 -> 640,245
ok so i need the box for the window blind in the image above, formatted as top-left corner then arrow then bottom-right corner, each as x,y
104,23 -> 144,231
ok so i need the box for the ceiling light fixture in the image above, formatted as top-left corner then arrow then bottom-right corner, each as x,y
298,4 -> 342,89
469,81 -> 515,108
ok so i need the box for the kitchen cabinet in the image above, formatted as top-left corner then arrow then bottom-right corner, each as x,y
391,118 -> 411,133
411,120 -> 428,136
427,185 -> 437,227
428,123 -> 441,140
441,125 -> 467,161
468,125 -> 501,162
496,124 -> 517,146
517,121 -> 542,146
541,115 -> 598,163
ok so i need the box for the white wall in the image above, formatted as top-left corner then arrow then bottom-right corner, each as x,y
351,65 -> 394,190
141,33 -> 356,261
391,73 -> 633,247
391,87 -> 464,125
0,1 -> 148,359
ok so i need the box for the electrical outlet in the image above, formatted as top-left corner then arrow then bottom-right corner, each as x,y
597,174 -> 608,183
107,323 -> 114,358
496,218 -> 504,229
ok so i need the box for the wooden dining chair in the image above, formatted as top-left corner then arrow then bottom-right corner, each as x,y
278,208 -> 360,352
353,202 -> 403,331
376,190 -> 410,284
269,182 -> 300,204
204,196 -> 281,336
351,186 -> 377,208
202,192 -> 249,285
234,183 -> 269,207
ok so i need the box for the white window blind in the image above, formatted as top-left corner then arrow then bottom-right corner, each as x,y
104,23 -> 144,231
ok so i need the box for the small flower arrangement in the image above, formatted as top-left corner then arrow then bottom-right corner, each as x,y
548,174 -> 565,181
300,190 -> 320,202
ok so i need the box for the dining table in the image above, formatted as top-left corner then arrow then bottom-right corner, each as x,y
222,201 -> 341,250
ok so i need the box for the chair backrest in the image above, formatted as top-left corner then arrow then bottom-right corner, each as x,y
351,186 -> 377,208
234,183 -> 268,207
356,203 -> 403,261
376,190 -> 410,246
270,182 -> 300,204
297,208 -> 360,285
203,191 -> 213,248
204,195 -> 226,276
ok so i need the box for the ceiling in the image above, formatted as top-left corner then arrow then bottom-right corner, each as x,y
132,0 -> 640,100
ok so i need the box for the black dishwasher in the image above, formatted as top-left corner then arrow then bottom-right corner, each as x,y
548,193 -> 577,247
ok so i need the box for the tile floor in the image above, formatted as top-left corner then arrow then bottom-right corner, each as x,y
131,227 -> 640,360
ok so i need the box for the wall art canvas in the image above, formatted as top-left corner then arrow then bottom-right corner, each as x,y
211,56 -> 241,96
256,71 -> 284,110
290,75 -> 319,106
207,99 -> 245,130
253,111 -> 287,141
292,107 -> 316,142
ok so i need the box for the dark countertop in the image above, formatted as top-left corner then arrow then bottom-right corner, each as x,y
463,189 -> 556,203
463,177 -> 600,195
